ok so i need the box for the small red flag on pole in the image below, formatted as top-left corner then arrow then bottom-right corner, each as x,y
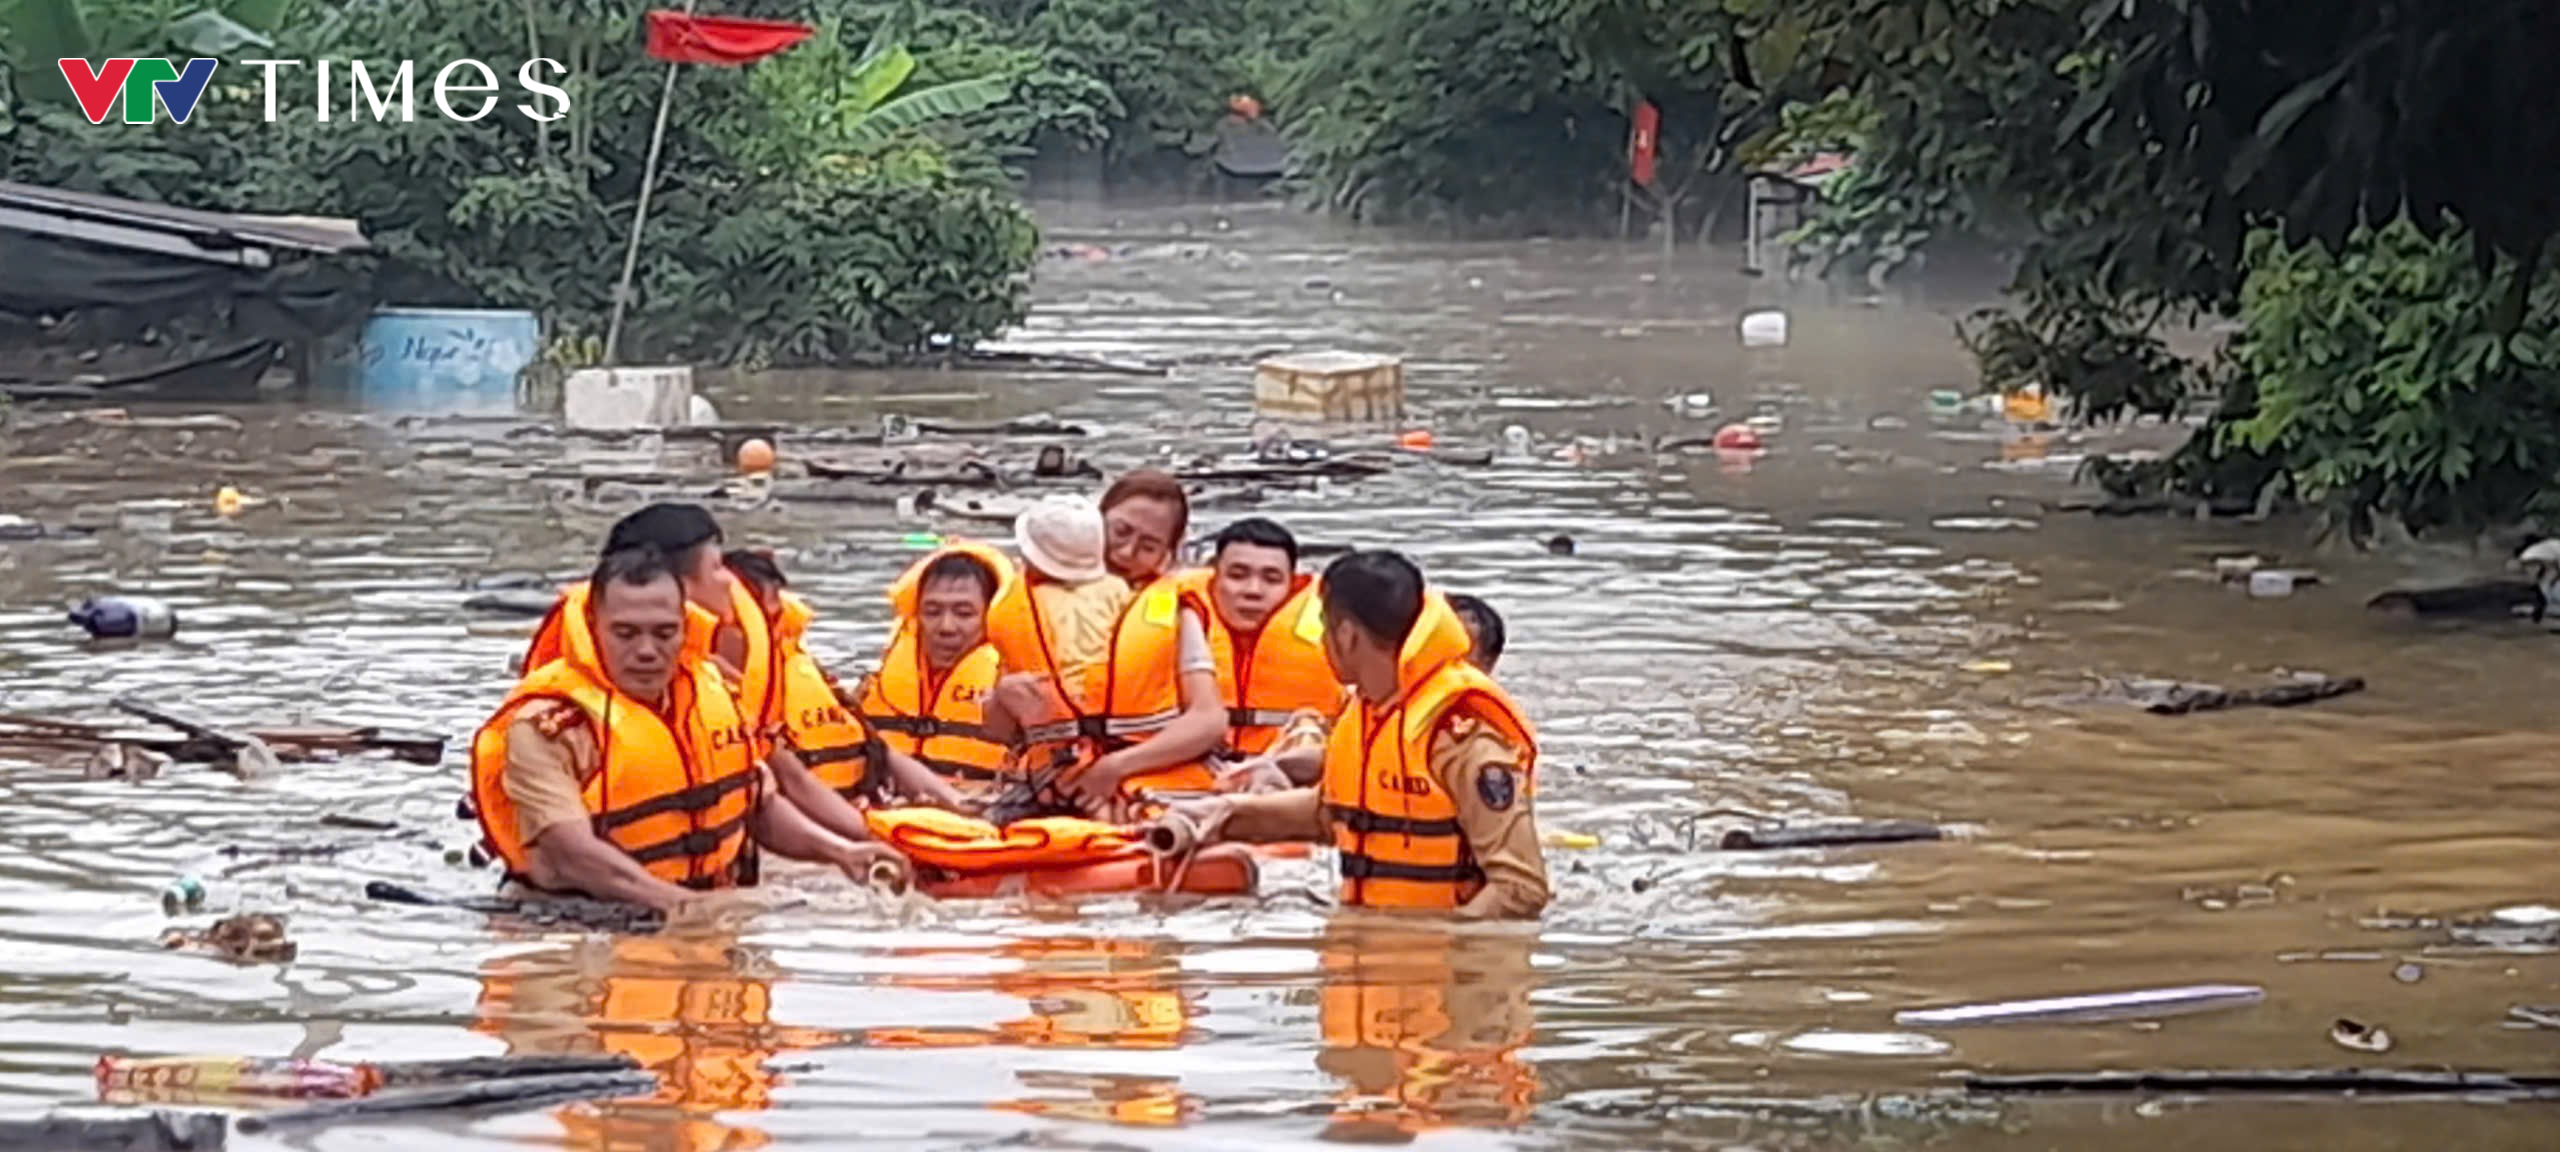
1629,99 -> 1660,188
644,11 -> 815,66
608,9 -> 817,364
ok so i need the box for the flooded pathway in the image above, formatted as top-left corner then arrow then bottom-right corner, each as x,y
2,202 -> 2557,1150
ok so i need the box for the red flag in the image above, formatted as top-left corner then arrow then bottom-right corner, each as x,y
644,11 -> 815,66
1629,100 -> 1660,188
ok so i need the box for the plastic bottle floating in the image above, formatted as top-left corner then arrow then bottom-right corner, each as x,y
69,596 -> 178,639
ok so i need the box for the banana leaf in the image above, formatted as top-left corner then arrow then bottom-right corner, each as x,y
168,9 -> 272,56
846,75 -> 1011,144
845,42 -> 914,115
4,0 -> 99,102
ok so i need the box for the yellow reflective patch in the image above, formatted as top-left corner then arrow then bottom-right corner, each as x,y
1293,597 -> 1326,642
1142,587 -> 1177,627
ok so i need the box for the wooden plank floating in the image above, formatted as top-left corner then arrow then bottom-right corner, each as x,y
1967,1069 -> 2560,1097
1895,984 -> 2265,1028
1719,820 -> 1944,851
1253,351 -> 1404,423
0,1111 -> 227,1151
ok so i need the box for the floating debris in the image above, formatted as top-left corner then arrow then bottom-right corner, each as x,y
1896,984 -> 2264,1028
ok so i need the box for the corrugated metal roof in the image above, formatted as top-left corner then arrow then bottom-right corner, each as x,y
0,180 -> 368,256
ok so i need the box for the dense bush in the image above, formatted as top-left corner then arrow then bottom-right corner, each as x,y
0,0 -> 1044,366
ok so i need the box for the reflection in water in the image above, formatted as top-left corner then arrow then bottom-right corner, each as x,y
1316,923 -> 1539,1143
869,937 -> 1200,1126
475,933 -> 837,1152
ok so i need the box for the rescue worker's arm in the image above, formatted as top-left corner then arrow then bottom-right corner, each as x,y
763,746 -> 876,844
1200,785 -> 1327,844
1213,707 -> 1337,791
1072,668 -> 1227,804
981,673 -> 1049,746
1433,713 -> 1550,920
748,768 -> 912,889
503,712 -> 697,912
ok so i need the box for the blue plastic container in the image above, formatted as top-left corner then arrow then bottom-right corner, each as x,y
357,308 -> 539,414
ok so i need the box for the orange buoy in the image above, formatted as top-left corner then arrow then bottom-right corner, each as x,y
1712,423 -> 1763,451
1397,428 -> 1436,450
736,438 -> 776,474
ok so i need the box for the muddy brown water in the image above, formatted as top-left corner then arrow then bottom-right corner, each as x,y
2,201 -> 2557,1151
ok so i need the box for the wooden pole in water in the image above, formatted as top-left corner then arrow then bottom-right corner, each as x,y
603,0 -> 703,366
603,57 -> 680,366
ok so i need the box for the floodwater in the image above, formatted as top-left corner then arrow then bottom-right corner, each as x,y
3,201 -> 2559,1151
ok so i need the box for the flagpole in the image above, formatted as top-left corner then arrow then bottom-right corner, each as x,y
604,0 -> 698,366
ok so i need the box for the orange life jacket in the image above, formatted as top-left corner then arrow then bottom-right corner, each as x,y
526,576 -> 783,738
858,542 -> 1012,787
986,574 -> 1211,795
1171,568 -> 1343,755
767,593 -> 880,798
861,806 -> 1141,876
1318,594 -> 1537,911
469,611 -> 760,890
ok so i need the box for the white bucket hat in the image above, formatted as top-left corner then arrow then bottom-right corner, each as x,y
1015,495 -> 1109,584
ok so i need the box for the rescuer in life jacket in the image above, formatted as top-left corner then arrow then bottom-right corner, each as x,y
980,491 -> 1227,816
1160,517 -> 1347,793
720,549 -> 969,842
1140,550 -> 1550,918
520,503 -> 785,740
1445,593 -> 1506,673
469,545 -> 911,912
854,543 -> 1014,797
1218,587 -> 1510,795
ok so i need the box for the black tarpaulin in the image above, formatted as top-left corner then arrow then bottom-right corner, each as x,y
0,231 -> 367,343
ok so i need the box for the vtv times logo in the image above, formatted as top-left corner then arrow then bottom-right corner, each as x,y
57,57 -> 572,125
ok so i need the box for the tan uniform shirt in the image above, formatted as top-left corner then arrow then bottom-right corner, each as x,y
501,700 -> 608,850
1221,706 -> 1549,920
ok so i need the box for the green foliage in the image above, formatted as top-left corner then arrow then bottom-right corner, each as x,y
1,0 -> 1042,366
2225,222 -> 2560,540
1278,0 -> 1733,227
962,0 -> 1317,176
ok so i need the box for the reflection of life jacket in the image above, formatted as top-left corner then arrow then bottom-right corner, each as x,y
858,542 -> 1013,787
474,935 -> 840,1152
766,593 -> 880,797
862,806 -> 1140,876
469,603 -> 759,890
527,577 -> 783,739
1171,568 -> 1343,755
1316,928 -> 1539,1137
1319,594 -> 1537,911
986,576 -> 1211,795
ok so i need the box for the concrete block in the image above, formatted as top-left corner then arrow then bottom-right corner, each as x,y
564,366 -> 694,431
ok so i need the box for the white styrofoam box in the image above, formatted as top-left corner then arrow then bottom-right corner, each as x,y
1740,310 -> 1789,348
564,366 -> 694,430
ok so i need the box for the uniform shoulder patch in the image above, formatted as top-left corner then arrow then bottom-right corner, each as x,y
1476,765 -> 1517,811
527,702 -> 586,740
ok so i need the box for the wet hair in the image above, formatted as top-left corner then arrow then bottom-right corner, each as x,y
1212,517 -> 1299,568
918,551 -> 999,602
1320,550 -> 1425,648
1448,593 -> 1506,669
1101,469 -> 1191,548
723,548 -> 787,596
604,503 -> 722,569
589,545 -> 682,609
